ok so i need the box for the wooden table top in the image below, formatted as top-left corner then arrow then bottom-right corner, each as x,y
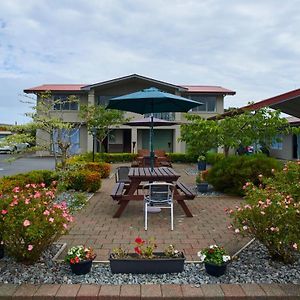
128,167 -> 180,180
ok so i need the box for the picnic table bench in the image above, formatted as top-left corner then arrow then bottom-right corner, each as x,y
110,167 -> 195,218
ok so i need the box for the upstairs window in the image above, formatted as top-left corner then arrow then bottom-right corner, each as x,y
189,95 -> 217,112
53,95 -> 79,110
97,95 -> 116,106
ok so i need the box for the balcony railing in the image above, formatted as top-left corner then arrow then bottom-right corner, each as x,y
144,112 -> 175,121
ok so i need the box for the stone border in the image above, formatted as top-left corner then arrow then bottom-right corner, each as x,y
0,283 -> 299,299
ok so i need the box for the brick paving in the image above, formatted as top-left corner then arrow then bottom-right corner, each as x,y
58,164 -> 248,261
1,283 -> 299,299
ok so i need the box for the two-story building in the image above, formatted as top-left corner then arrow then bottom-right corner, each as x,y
24,74 -> 235,154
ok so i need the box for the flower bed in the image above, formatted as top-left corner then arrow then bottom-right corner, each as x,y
0,241 -> 299,284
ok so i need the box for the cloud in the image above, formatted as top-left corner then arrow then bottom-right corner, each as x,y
0,0 -> 300,123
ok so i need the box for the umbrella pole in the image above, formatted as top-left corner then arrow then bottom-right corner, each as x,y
150,113 -> 154,171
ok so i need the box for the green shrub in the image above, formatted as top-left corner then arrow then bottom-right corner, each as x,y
66,161 -> 111,179
229,161 -> 300,263
206,154 -> 281,195
0,170 -> 58,194
66,170 -> 101,192
67,152 -> 137,163
0,183 -> 72,264
206,152 -> 225,165
167,153 -> 197,163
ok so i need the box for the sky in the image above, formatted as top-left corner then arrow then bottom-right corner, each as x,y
0,0 -> 300,124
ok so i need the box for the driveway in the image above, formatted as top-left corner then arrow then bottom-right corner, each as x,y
0,154 -> 55,177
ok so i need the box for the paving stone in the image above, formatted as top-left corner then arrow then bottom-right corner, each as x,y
120,285 -> 140,300
259,284 -> 286,298
13,284 -> 40,299
240,283 -> 267,299
279,284 -> 300,298
33,284 -> 61,300
181,285 -> 204,299
140,284 -> 162,299
55,284 -> 81,300
220,284 -> 246,299
0,284 -> 19,300
161,284 -> 183,299
98,285 -> 120,300
201,284 -> 224,298
76,285 -> 101,300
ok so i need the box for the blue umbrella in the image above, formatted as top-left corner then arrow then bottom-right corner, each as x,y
106,87 -> 201,169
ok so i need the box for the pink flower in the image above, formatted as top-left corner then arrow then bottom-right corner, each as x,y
25,184 -> 31,188
25,198 -> 30,205
34,192 -> 41,199
43,210 -> 50,216
49,217 -> 54,223
23,220 -> 31,227
293,243 -> 298,250
1,209 -> 7,215
261,211 -> 265,215
40,183 -> 46,187
28,245 -> 33,251
13,187 -> 20,193
63,223 -> 68,229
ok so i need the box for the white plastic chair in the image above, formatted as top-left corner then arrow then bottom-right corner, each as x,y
143,182 -> 175,231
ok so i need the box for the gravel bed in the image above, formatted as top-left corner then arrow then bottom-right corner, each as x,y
0,241 -> 299,284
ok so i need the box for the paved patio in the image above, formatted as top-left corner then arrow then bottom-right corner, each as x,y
58,164 -> 248,261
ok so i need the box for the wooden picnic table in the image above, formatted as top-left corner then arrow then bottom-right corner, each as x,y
111,167 -> 195,218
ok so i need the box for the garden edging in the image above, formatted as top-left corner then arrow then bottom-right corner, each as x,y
0,283 -> 300,299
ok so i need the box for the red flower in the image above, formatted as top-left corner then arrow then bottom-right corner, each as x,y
134,246 -> 142,255
70,258 -> 75,264
75,256 -> 80,263
135,237 -> 144,245
208,249 -> 215,254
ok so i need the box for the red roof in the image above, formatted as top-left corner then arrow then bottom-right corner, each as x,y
181,85 -> 236,95
24,84 -> 86,93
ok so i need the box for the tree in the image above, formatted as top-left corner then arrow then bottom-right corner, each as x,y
79,105 -> 128,152
179,114 -> 219,159
2,91 -> 81,170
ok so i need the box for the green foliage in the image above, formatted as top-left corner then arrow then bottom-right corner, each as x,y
0,170 -> 58,193
206,154 -> 281,195
68,152 -> 137,163
197,245 -> 230,265
79,105 -> 128,152
206,152 -> 225,165
167,153 -> 198,163
65,169 -> 102,192
229,161 -> 300,263
64,245 -> 96,264
0,183 -> 72,264
180,115 -> 219,158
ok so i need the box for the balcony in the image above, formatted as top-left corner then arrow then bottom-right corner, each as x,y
144,112 -> 175,121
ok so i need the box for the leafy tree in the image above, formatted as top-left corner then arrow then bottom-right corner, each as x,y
79,105 -> 128,152
179,114 -> 219,160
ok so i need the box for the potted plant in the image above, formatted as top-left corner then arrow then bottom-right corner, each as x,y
65,245 -> 96,275
109,237 -> 185,274
197,155 -> 207,171
196,170 -> 209,193
197,244 -> 230,277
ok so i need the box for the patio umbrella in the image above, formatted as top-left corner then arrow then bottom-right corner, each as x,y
106,87 -> 201,169
124,116 -> 178,127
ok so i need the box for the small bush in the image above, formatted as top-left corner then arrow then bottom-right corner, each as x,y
66,170 -> 101,192
229,161 -> 300,263
206,152 -> 225,165
0,170 -> 58,194
0,183 -> 72,264
67,161 -> 111,179
206,154 -> 281,195
167,153 -> 197,163
67,152 -> 137,163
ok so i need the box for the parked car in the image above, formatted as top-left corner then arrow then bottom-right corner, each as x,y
0,143 -> 30,154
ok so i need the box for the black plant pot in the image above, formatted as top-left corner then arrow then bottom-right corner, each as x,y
0,245 -> 4,259
197,183 -> 209,193
109,252 -> 185,274
197,161 -> 207,171
205,262 -> 227,277
70,260 -> 93,275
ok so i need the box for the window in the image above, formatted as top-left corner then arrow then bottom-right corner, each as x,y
271,135 -> 283,150
97,96 -> 115,106
53,95 -> 78,110
189,95 -> 217,112
144,112 -> 175,121
52,128 -> 80,155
